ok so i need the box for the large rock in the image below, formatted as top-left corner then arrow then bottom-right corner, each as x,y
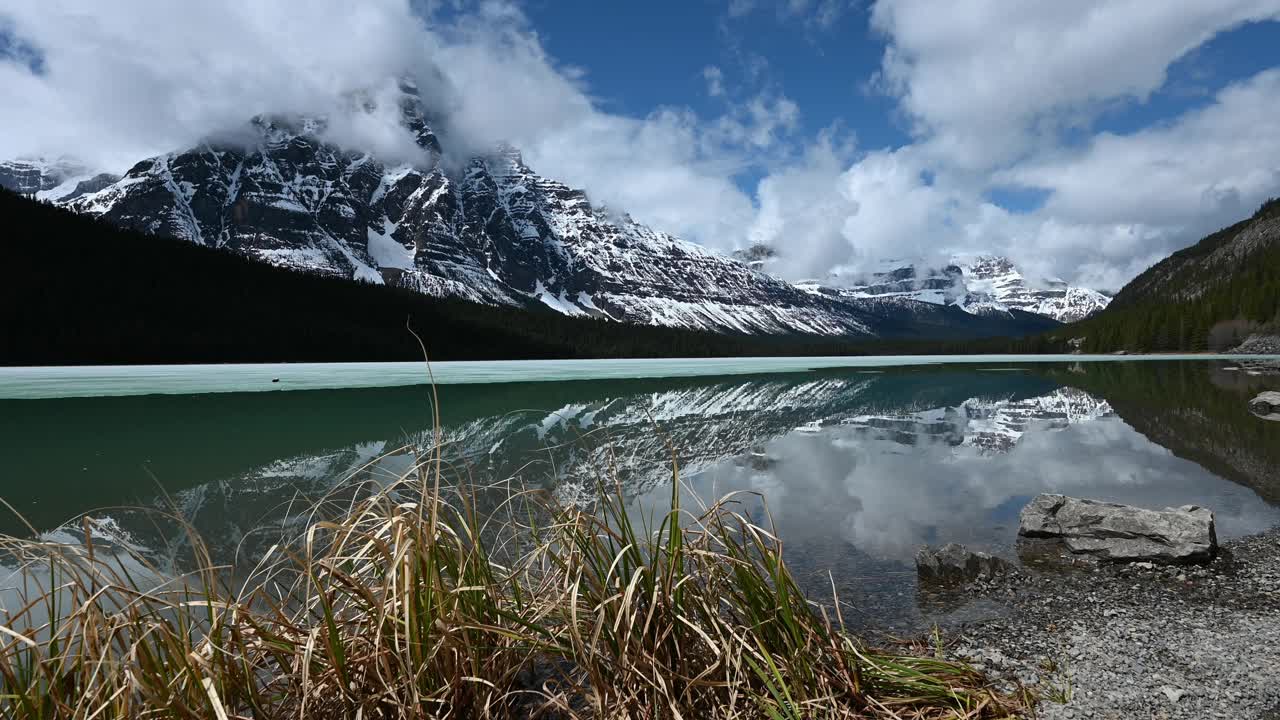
1018,494 -> 1216,564
1249,391 -> 1280,421
916,543 -> 1012,585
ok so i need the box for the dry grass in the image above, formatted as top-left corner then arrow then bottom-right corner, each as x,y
0,438 -> 1025,719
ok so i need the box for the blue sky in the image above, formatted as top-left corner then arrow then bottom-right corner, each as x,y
523,1 -> 1280,214
3,0 -> 1280,289
524,1 -> 902,144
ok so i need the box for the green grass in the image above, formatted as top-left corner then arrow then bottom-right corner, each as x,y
0,440 -> 1024,719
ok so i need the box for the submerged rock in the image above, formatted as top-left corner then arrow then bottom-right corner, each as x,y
1018,494 -> 1216,564
916,543 -> 1012,584
1249,391 -> 1280,421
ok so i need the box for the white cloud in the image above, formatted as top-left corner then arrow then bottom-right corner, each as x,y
748,131 -> 860,278
725,0 -> 855,30
834,147 -> 967,272
3,0 -> 1279,293
871,0 -> 1280,169
0,0 -> 769,251
702,65 -> 726,97
0,0 -> 448,170
711,93 -> 800,150
765,1 -> 1280,288
517,106 -> 758,250
711,0 -> 1280,289
786,63 -> 1280,290
1009,69 -> 1280,229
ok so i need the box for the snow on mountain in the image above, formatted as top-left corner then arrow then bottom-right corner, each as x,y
956,256 -> 1111,323
1,81 -> 1073,338
839,256 -> 1110,323
842,387 -> 1113,457
0,157 -> 120,203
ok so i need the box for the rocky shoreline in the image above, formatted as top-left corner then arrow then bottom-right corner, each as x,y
1229,334 -> 1280,355
940,527 -> 1280,718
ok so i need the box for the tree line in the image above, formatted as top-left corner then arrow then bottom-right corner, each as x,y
1,189 -> 877,365
6,187 -> 1273,365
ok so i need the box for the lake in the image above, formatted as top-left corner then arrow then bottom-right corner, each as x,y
3,357 -> 1279,631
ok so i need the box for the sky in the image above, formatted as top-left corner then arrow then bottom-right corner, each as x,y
2,1 -> 1280,290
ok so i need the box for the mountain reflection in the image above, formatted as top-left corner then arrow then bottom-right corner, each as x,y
3,363 -> 1278,575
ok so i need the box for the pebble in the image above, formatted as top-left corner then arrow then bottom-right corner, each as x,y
1161,686 -> 1186,703
941,528 -> 1280,719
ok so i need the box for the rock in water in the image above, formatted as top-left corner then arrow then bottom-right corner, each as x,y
1018,494 -> 1216,564
1249,391 -> 1280,421
916,543 -> 1012,584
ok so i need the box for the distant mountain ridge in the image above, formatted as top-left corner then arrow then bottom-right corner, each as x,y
3,79 -> 1065,341
1110,198 -> 1280,308
1067,198 -> 1280,352
814,256 -> 1111,323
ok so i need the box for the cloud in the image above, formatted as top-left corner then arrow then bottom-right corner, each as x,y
760,2 -> 1280,287
710,1 -> 1280,288
749,142 -> 994,280
711,93 -> 801,150
870,0 -> 1280,169
685,411 -> 1280,563
778,64 -> 1280,290
3,0 -> 1279,292
724,0 -> 856,31
747,130 -> 861,278
702,65 -> 726,97
1008,69 -> 1280,229
0,0 -> 772,251
0,0 -> 450,169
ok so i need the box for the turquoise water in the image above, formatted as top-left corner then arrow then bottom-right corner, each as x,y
1,354 -> 1274,399
3,358 -> 1279,630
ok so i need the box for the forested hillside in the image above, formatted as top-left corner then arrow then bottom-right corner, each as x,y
1,190 -> 1067,365
1067,198 -> 1280,352
0,189 -> 853,365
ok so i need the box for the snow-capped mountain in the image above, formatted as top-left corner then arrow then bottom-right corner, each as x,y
2,81 -> 1065,338
956,256 -> 1111,322
841,387 -> 1113,456
0,157 -> 119,203
839,256 -> 1111,323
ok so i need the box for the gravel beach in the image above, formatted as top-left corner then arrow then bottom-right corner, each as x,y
939,529 -> 1280,718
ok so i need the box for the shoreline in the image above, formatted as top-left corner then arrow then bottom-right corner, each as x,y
942,526 -> 1280,718
3,353 -> 1277,401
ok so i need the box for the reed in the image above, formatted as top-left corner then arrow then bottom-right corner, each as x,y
0,445 -> 1023,719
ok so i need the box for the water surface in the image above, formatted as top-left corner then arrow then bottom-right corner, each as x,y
2,353 -> 1274,399
3,358 -> 1279,631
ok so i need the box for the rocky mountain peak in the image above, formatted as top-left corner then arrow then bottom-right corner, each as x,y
841,255 -> 1110,323
732,243 -> 778,269
0,157 -> 122,203
1,81 -> 1079,340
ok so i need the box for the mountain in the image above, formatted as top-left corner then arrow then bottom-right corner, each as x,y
1,186 -> 883,365
0,157 -> 119,201
2,81 -> 1060,343
2,187 -> 1065,365
830,256 -> 1111,323
842,387 -> 1112,456
1067,198 -> 1280,352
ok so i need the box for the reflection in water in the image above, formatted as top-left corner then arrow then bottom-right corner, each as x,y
2,362 -> 1279,628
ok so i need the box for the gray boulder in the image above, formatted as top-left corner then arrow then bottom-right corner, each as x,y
1018,494 -> 1216,564
916,543 -> 1012,585
1249,391 -> 1280,421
